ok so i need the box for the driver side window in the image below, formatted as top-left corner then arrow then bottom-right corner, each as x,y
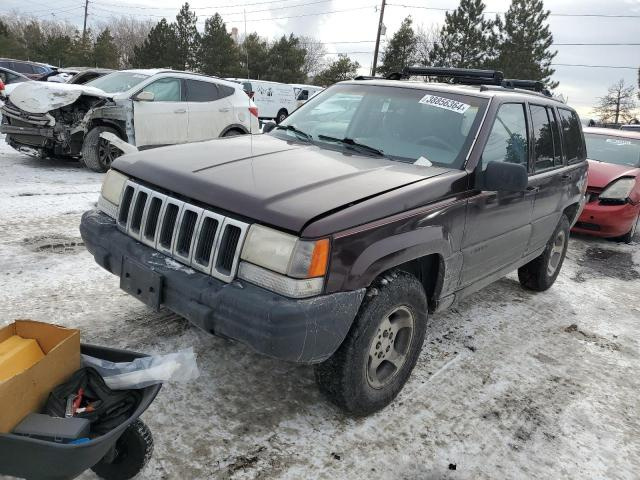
482,103 -> 529,171
142,78 -> 183,102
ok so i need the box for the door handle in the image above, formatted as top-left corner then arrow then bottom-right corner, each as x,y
219,107 -> 231,113
560,174 -> 571,184
174,108 -> 187,114
526,186 -> 540,193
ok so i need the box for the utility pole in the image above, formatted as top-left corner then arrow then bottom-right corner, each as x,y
82,0 -> 89,39
371,0 -> 386,76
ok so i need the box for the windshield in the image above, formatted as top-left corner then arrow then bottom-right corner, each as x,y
585,133 -> 640,167
86,71 -> 150,94
273,83 -> 488,168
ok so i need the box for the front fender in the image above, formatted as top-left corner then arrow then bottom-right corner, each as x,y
325,197 -> 468,294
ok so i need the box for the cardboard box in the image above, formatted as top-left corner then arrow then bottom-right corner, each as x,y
0,335 -> 45,382
0,320 -> 80,433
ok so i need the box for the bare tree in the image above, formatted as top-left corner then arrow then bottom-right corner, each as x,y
592,79 -> 638,124
415,23 -> 441,66
97,16 -> 154,68
299,36 -> 327,80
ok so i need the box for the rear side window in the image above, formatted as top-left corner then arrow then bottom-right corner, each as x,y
218,84 -> 235,98
558,108 -> 586,164
481,103 -> 529,170
12,62 -> 34,74
185,80 -> 219,102
530,105 -> 561,171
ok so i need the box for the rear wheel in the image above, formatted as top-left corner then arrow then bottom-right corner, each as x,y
276,109 -> 288,124
91,419 -> 153,480
314,271 -> 428,416
617,214 -> 638,244
518,215 -> 570,291
82,126 -> 122,173
222,128 -> 245,137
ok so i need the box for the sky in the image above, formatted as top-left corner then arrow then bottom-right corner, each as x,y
3,0 -> 640,119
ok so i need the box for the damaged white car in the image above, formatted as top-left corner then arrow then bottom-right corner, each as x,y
0,69 -> 260,172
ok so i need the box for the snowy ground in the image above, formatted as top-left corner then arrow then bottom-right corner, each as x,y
0,136 -> 638,480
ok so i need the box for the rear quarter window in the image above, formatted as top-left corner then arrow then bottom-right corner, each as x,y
218,84 -> 236,98
558,108 -> 586,164
185,80 -> 219,102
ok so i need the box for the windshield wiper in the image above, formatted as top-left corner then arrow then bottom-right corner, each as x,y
317,135 -> 385,157
275,124 -> 313,142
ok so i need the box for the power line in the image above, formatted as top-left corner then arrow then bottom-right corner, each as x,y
90,4 -> 378,22
92,0 -> 326,11
551,63 -> 638,70
387,3 -> 640,18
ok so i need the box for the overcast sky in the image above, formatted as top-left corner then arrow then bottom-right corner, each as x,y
3,0 -> 640,119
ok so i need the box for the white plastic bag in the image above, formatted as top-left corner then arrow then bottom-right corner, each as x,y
82,348 -> 200,390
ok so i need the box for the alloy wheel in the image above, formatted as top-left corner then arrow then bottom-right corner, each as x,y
547,229 -> 566,276
367,306 -> 414,389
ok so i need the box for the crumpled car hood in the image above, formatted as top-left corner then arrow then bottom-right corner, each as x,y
587,159 -> 640,189
8,81 -> 110,114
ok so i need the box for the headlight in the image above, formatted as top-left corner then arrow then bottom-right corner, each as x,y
600,177 -> 635,201
98,169 -> 128,218
239,224 -> 330,298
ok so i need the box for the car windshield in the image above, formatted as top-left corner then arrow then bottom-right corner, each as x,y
585,133 -> 640,167
273,83 -> 488,168
86,72 -> 150,94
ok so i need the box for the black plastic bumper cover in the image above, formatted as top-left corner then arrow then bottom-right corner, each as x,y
80,210 -> 365,364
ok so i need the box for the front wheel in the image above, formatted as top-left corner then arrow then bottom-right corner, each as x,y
82,126 -> 122,173
518,214 -> 570,291
617,214 -> 638,244
314,271 -> 428,416
91,419 -> 154,480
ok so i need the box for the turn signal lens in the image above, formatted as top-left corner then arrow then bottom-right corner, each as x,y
308,238 -> 330,277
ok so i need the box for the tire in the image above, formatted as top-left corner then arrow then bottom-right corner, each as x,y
82,126 -> 122,173
518,214 -> 570,291
276,109 -> 288,124
91,419 -> 154,480
314,271 -> 428,416
222,128 -> 245,137
617,214 -> 638,244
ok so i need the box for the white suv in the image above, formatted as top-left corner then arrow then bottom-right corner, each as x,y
1,69 -> 260,172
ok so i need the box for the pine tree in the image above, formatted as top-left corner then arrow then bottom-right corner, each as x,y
93,28 -> 119,68
592,79 -> 638,124
239,33 -> 270,79
378,17 -> 417,76
198,13 -> 239,77
68,30 -> 94,66
267,34 -> 306,83
0,20 -> 26,59
314,55 -> 360,86
174,2 -> 199,71
132,18 -> 179,68
428,0 -> 495,69
493,0 -> 557,88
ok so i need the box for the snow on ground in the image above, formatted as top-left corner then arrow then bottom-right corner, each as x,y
0,136 -> 638,480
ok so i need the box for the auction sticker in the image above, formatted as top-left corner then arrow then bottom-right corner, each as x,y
419,94 -> 470,114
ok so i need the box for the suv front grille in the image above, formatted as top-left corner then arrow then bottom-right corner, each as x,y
116,181 -> 249,282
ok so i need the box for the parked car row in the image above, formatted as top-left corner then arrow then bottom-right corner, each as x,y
1,69 -> 260,171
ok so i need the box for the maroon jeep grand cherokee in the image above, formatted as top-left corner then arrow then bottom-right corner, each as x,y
81,67 -> 588,416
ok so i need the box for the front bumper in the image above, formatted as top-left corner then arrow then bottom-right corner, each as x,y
80,210 -> 365,364
572,199 -> 640,238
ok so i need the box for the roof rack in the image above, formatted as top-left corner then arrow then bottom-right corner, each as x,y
388,66 -> 505,85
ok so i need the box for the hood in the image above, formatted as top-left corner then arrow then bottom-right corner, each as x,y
587,159 -> 640,189
113,135 -> 451,234
8,81 -> 110,114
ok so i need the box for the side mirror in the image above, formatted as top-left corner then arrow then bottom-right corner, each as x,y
262,121 -> 277,133
483,161 -> 528,192
134,91 -> 154,102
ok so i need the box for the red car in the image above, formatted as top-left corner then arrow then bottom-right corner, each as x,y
573,127 -> 640,243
